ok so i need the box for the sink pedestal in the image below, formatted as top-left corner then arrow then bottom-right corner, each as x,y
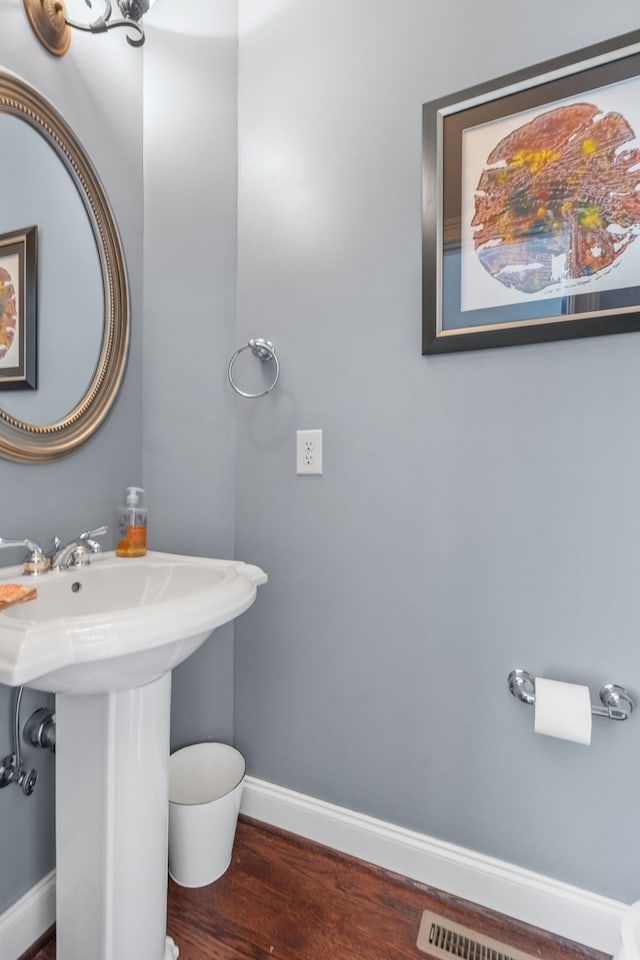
0,551 -> 268,957
56,673 -> 179,960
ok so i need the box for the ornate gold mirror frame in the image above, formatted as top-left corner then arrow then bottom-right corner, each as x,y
0,69 -> 129,463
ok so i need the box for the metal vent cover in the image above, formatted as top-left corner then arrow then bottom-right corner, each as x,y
417,909 -> 541,960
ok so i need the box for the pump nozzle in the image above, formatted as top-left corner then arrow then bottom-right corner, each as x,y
126,486 -> 144,506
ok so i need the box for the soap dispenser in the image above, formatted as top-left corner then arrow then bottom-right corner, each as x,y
115,486 -> 147,557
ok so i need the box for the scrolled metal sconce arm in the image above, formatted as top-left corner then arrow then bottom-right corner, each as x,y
23,0 -> 154,57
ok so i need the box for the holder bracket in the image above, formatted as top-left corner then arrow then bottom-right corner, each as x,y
508,669 -> 634,722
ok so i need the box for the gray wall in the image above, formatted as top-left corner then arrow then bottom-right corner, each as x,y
143,1 -> 239,751
234,0 -> 640,903
0,4 -> 144,914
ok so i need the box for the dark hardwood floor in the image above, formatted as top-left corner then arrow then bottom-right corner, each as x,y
21,816 -> 608,960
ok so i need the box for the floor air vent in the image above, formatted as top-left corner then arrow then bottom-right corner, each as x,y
417,910 -> 539,960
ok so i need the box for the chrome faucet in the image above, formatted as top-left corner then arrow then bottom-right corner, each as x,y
49,526 -> 108,571
0,537 -> 49,575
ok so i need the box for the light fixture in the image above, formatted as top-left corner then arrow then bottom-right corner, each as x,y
23,0 -> 157,57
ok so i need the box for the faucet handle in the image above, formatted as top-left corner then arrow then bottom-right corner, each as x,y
79,526 -> 108,554
0,536 -> 43,554
79,526 -> 108,541
0,537 -> 48,575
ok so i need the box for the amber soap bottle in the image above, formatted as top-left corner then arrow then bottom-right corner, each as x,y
115,486 -> 147,557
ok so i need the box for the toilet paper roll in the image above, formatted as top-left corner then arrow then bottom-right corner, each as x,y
533,677 -> 592,745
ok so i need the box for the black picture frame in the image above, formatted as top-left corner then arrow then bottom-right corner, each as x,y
0,225 -> 37,388
422,30 -> 640,354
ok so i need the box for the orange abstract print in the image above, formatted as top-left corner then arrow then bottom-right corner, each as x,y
0,266 -> 17,360
471,103 -> 640,294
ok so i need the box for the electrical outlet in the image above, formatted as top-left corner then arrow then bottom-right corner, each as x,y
296,429 -> 323,475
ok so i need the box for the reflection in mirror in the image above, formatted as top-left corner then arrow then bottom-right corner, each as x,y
0,69 -> 129,463
0,115 -> 103,425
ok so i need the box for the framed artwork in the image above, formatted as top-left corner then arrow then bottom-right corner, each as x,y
422,31 -> 640,353
0,225 -> 37,388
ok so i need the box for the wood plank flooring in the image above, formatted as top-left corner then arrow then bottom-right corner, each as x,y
21,816 -> 609,960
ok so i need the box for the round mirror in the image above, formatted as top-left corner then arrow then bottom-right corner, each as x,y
0,69 -> 129,463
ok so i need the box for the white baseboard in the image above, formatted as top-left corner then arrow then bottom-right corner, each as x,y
240,776 -> 626,954
0,870 -> 55,960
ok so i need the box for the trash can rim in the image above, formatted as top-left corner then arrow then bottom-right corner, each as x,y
169,742 -> 246,806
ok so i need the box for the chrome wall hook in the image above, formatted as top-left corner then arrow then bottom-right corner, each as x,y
507,669 -> 634,722
228,338 -> 280,398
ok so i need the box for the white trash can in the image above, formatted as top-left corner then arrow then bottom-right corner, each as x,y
168,742 -> 245,887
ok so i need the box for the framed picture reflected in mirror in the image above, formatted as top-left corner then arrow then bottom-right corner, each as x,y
0,225 -> 37,388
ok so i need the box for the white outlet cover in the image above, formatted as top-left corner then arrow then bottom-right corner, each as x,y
296,429 -> 323,475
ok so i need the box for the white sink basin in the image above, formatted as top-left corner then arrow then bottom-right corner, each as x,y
0,550 -> 267,693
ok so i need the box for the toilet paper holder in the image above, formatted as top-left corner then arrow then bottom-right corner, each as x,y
508,669 -> 634,721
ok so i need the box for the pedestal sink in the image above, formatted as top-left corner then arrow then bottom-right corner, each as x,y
0,551 -> 267,960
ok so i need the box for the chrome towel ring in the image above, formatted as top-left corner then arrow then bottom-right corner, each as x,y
228,338 -> 280,398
